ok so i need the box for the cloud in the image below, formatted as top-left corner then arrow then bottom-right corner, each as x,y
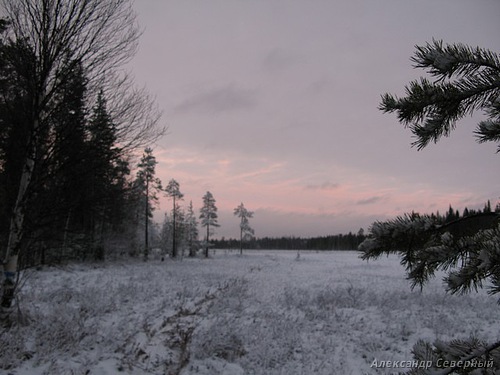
174,84 -> 258,114
305,182 -> 340,191
356,196 -> 384,205
262,48 -> 303,73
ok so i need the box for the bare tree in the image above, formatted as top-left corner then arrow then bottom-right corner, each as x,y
0,0 -> 161,312
103,73 -> 165,154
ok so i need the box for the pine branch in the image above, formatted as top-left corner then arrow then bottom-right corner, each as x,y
476,120 -> 500,150
412,39 -> 500,80
408,338 -> 500,375
380,40 -> 500,150
359,213 -> 500,293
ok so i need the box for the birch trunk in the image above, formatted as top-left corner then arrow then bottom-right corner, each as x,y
1,126 -> 37,310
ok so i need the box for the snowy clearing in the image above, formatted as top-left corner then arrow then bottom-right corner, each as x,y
2,250 -> 499,375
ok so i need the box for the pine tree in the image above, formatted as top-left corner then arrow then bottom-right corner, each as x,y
164,179 -> 183,258
185,201 -> 199,257
134,147 -> 162,261
361,40 -> 500,373
199,191 -> 219,258
233,202 -> 255,255
159,213 -> 171,260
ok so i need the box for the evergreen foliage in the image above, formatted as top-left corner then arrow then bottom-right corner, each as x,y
213,231 -> 366,251
185,201 -> 199,257
133,147 -> 162,261
233,202 -> 255,255
165,179 -> 183,258
199,191 -> 219,258
379,39 -> 500,151
362,40 -> 500,374
0,0 -> 163,312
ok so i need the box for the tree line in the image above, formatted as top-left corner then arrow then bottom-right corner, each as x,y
213,231 -> 367,251
211,201 -> 499,252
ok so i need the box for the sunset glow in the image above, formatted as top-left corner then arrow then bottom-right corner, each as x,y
131,1 -> 500,238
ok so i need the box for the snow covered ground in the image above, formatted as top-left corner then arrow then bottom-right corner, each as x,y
2,250 -> 499,375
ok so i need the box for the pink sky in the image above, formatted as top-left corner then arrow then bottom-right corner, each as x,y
129,0 -> 500,238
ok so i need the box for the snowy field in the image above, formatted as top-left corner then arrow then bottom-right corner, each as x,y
2,250 -> 499,375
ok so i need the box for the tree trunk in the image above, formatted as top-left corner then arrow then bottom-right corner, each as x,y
205,224 -> 209,258
240,227 -> 243,255
1,124 -> 37,310
172,197 -> 176,258
144,178 -> 149,261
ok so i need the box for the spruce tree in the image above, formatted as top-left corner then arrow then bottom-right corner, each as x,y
360,40 -> 500,373
85,90 -> 124,258
37,60 -> 90,261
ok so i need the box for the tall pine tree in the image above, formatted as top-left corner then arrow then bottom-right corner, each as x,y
134,147 -> 162,261
165,179 -> 183,258
234,202 -> 255,255
185,201 -> 199,257
199,191 -> 219,258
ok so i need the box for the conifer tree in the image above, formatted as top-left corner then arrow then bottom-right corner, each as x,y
360,40 -> 500,373
199,191 -> 219,258
234,202 -> 255,255
85,90 -> 124,257
185,200 -> 199,257
164,179 -> 183,258
134,147 -> 162,261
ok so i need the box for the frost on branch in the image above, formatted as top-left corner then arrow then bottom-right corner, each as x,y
360,213 -> 500,374
359,212 -> 500,294
380,40 -> 500,151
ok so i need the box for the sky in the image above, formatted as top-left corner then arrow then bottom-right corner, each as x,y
128,0 -> 500,239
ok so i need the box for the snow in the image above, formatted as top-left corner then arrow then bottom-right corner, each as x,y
2,250 -> 499,374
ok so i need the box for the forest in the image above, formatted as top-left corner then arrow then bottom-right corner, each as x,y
212,232 -> 367,251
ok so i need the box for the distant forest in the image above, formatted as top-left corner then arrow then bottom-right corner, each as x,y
215,201 -> 499,251
213,231 -> 366,251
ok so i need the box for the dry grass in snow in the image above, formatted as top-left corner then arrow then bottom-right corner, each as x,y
1,250 -> 499,374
